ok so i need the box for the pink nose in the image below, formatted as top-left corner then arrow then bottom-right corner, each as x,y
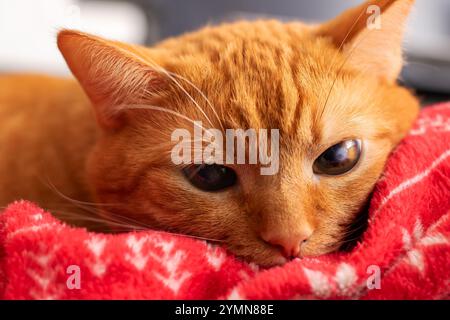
261,228 -> 313,258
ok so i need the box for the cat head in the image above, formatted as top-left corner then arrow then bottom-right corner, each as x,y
58,0 -> 418,266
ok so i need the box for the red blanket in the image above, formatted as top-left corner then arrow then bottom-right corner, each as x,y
1,103 -> 449,300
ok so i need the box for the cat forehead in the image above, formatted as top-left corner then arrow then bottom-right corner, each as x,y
159,20 -> 330,80
162,24 -> 335,117
156,21 -> 381,145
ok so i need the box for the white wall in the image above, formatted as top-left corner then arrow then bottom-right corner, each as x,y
0,0 -> 148,75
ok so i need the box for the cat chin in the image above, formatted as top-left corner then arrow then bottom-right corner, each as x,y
300,245 -> 338,259
231,240 -> 339,267
245,254 -> 288,268
261,257 -> 288,268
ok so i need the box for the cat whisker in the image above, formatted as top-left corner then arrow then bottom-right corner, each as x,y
41,177 -> 120,208
324,6 -> 367,77
317,7 -> 367,120
49,202 -> 144,230
341,226 -> 367,239
42,178 -> 156,229
138,225 -> 226,243
116,104 -> 214,139
43,177 -> 226,243
51,208 -> 146,232
138,58 -> 216,129
165,71 -> 225,132
56,200 -> 154,232
62,205 -> 226,243
318,24 -> 377,121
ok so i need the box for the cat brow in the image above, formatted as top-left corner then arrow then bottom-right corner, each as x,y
132,46 -> 224,131
164,70 -> 225,132
130,49 -> 218,130
318,7 -> 374,122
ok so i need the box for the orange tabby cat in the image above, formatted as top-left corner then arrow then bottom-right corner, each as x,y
0,0 -> 419,266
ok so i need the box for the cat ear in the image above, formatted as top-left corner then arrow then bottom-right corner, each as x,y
57,30 -> 165,128
316,0 -> 415,82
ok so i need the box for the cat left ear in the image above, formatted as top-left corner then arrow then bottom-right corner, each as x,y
316,0 -> 415,82
57,30 -> 166,129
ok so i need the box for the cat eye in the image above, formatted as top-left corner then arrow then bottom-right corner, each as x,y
182,164 -> 237,191
313,140 -> 361,176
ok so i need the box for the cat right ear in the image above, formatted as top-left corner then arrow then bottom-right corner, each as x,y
315,0 -> 415,82
57,30 -> 166,129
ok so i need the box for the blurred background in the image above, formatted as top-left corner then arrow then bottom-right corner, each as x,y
1,0 -> 449,104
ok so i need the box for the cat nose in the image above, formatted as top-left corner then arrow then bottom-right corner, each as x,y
261,227 -> 313,258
